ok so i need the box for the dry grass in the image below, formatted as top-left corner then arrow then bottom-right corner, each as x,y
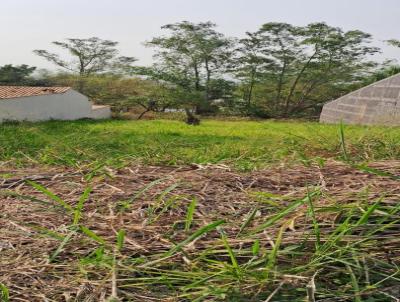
1,160 -> 400,301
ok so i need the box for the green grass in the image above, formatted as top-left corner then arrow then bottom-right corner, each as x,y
1,119 -> 399,170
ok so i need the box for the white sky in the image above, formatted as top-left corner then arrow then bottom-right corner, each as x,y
1,0 -> 399,70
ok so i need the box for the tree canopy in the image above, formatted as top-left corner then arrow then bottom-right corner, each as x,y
0,64 -> 37,85
34,37 -> 136,76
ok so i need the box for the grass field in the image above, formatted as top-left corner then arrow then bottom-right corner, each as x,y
1,119 -> 400,301
1,119 -> 400,169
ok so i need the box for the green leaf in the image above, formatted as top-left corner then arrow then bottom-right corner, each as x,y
165,220 -> 225,257
252,239 -> 260,256
80,226 -> 106,245
221,232 -> 240,274
236,206 -> 258,237
339,121 -> 349,162
117,229 -> 126,251
266,223 -> 285,274
253,191 -> 319,234
185,197 -> 197,232
73,187 -> 92,225
49,230 -> 75,262
306,188 -> 321,250
27,180 -> 73,212
0,283 -> 9,302
355,196 -> 383,226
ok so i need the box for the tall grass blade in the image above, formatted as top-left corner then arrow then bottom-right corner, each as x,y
253,191 -> 318,234
252,239 -> 260,256
1,190 -> 60,209
73,187 -> 91,225
131,177 -> 168,202
49,230 -> 75,262
165,220 -> 225,257
185,197 -> 197,232
339,121 -> 348,162
80,226 -> 106,245
236,206 -> 258,237
27,180 -> 73,212
306,188 -> 321,250
0,283 -> 9,302
355,196 -> 382,226
221,231 -> 241,278
354,164 -> 400,180
266,223 -> 286,276
117,229 -> 126,252
346,264 -> 362,302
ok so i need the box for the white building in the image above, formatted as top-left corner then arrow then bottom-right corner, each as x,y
0,86 -> 111,123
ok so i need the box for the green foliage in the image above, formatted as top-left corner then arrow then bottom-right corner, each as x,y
0,64 -> 36,85
234,22 -> 379,117
34,37 -> 136,76
138,21 -> 235,113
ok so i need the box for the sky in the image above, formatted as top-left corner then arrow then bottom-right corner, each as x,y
1,0 -> 399,71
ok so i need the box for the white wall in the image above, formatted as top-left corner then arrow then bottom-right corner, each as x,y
0,89 -> 110,122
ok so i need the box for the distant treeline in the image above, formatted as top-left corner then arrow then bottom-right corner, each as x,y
1,21 -> 400,120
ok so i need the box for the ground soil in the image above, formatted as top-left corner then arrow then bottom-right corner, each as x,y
1,160 -> 399,301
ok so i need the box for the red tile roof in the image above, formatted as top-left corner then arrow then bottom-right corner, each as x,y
0,86 -> 71,100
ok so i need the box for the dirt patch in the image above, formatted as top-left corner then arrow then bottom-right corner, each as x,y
1,161 -> 400,301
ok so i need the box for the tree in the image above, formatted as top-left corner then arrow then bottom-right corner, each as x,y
0,64 -> 36,85
234,32 -> 269,110
235,22 -> 379,117
235,24 -> 300,113
33,37 -> 136,91
143,21 -> 235,115
127,81 -> 183,119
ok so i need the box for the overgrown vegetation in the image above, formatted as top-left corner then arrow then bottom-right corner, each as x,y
0,119 -> 400,170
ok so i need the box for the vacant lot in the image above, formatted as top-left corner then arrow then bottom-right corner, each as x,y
1,120 -> 400,301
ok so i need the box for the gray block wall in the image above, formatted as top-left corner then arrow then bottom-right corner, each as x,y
320,73 -> 400,125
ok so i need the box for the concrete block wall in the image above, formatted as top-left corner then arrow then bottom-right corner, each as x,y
89,105 -> 112,119
320,73 -> 400,126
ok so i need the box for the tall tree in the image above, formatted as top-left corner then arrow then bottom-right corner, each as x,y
235,22 -> 378,117
234,32 -> 271,109
143,21 -> 235,114
34,37 -> 136,77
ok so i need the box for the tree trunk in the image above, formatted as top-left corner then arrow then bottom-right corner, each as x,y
276,60 -> 287,106
283,49 -> 318,117
204,58 -> 211,101
194,63 -> 200,91
246,70 -> 256,109
137,108 -> 151,120
184,108 -> 200,125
